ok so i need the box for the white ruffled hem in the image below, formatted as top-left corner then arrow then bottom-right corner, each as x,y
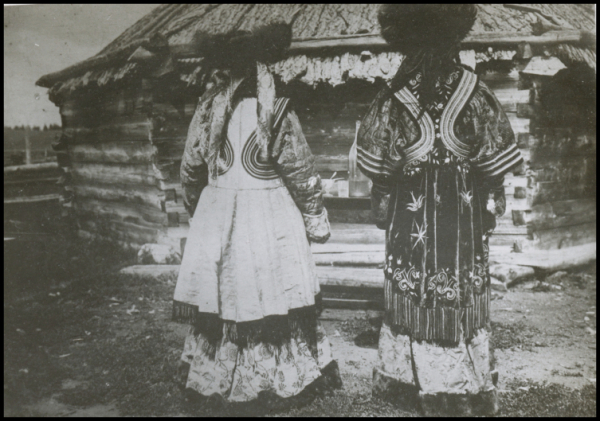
182,322 -> 334,402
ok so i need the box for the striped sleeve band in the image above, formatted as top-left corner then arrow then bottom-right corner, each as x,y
475,144 -> 524,178
357,145 -> 385,177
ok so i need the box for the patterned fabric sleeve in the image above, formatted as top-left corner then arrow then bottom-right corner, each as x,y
469,81 -> 524,186
272,109 -> 330,243
357,89 -> 398,229
180,98 -> 210,217
468,81 -> 523,221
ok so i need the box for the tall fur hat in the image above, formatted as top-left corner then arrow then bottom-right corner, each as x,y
378,5 -> 477,54
192,21 -> 292,69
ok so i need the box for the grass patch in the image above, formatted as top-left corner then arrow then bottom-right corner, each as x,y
498,380 -> 596,417
4,234 -> 596,417
490,320 -> 540,350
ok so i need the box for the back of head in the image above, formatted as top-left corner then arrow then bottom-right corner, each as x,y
192,22 -> 292,76
379,5 -> 477,108
378,5 -> 477,56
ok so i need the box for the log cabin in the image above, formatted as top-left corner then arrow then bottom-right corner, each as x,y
36,4 -> 596,256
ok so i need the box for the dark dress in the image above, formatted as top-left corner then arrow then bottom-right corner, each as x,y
357,65 -> 523,415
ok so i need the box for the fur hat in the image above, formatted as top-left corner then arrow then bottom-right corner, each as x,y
192,22 -> 292,69
378,5 -> 477,54
189,22 -> 294,179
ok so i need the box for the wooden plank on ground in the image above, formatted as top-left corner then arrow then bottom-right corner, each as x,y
328,223 -> 384,244
322,297 -> 383,311
490,242 -> 596,271
311,243 -> 385,254
314,251 -> 384,267
317,266 -> 384,289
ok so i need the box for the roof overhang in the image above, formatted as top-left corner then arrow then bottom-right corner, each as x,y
36,29 -> 595,89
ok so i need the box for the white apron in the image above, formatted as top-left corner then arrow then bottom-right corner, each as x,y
173,98 -> 320,323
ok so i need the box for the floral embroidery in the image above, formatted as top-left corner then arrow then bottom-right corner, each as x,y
182,322 -> 333,401
469,263 -> 486,289
393,267 -> 421,292
427,269 -> 458,301
460,190 -> 473,207
406,191 -> 425,212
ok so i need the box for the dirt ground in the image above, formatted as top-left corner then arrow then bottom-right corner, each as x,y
3,239 -> 597,417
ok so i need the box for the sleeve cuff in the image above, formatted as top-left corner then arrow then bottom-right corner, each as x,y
303,209 -> 331,243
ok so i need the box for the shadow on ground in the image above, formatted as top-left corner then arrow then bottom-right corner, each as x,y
3,236 -> 597,417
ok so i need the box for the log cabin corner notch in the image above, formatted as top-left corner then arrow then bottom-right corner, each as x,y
36,4 -> 596,252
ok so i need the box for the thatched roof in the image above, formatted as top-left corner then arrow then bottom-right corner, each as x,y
38,4 -> 596,92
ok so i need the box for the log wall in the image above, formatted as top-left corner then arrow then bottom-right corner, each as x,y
511,64 -> 596,251
58,80 -> 165,249
57,60 -> 593,253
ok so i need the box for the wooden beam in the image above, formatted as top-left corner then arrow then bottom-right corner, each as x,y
322,297 -> 383,311
71,162 -> 156,187
169,31 -> 589,57
63,121 -> 152,144
314,251 -> 384,267
70,142 -> 155,165
4,194 -> 61,205
4,162 -> 59,175
327,223 -> 384,244
74,197 -> 168,228
316,156 -> 348,172
72,183 -> 163,210
78,219 -> 160,245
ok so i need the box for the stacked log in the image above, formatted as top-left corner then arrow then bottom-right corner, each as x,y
515,62 -> 596,250
59,82 -> 164,249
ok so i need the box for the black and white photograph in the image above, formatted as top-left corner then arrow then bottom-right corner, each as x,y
4,4 -> 596,417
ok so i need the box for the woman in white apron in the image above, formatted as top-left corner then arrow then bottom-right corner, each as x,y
172,22 -> 341,410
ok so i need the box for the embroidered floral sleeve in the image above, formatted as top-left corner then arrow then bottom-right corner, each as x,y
357,88 -> 410,229
272,109 -> 330,243
463,81 -> 520,227
468,81 -> 524,185
180,97 -> 210,217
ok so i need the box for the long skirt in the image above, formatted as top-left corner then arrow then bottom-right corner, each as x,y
180,321 -> 338,402
373,321 -> 498,416
173,185 -> 340,403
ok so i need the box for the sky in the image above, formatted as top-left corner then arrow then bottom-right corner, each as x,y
4,4 -> 158,128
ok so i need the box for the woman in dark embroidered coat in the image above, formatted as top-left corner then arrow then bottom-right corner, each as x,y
357,5 -> 523,416
173,22 -> 341,409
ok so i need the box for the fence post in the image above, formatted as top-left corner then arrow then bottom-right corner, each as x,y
24,126 -> 32,165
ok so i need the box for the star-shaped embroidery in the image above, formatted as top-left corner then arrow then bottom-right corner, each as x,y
410,221 -> 428,249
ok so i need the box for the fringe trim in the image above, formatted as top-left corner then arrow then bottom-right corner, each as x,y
384,278 -> 489,346
173,294 -> 324,359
